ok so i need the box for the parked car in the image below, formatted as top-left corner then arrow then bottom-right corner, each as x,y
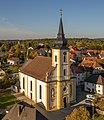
85,98 -> 92,103
86,94 -> 95,100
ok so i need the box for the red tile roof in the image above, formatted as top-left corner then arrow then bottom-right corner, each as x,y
20,56 -> 55,82
87,50 -> 98,54
100,50 -> 104,54
8,57 -> 19,61
81,60 -> 101,68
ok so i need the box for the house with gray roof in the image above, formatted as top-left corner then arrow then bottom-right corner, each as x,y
2,101 -> 48,120
84,73 -> 104,95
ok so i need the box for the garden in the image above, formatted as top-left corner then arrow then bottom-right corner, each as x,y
0,90 -> 19,119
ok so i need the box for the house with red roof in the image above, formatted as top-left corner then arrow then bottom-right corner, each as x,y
81,57 -> 103,74
99,50 -> 104,59
87,50 -> 98,56
70,65 -> 93,86
7,57 -> 19,65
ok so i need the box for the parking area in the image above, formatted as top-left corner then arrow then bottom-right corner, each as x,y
76,86 -> 88,103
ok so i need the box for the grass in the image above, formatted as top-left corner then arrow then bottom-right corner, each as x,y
95,115 -> 104,120
0,94 -> 19,109
8,65 -> 19,73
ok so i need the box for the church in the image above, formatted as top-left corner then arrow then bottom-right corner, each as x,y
19,10 -> 76,111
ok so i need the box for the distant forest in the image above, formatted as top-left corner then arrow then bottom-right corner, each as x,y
0,38 -> 104,50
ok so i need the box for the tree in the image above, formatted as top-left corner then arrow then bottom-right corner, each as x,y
66,106 -> 91,120
29,51 -> 38,59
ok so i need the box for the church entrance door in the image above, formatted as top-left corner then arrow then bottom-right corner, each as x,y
63,97 -> 67,108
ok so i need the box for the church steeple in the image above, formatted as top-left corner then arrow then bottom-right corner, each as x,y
58,9 -> 64,38
55,9 -> 67,48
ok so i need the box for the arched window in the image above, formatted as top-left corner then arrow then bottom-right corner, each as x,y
55,55 -> 57,62
63,52 -> 67,62
64,55 -> 66,62
23,77 -> 25,89
39,85 -> 42,99
30,81 -> 32,91
64,69 -> 66,76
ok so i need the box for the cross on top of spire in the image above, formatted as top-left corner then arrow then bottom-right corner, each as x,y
54,9 -> 67,49
60,9 -> 62,17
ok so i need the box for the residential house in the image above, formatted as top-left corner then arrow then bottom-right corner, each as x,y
81,57 -> 103,74
99,50 -> 104,59
0,68 -> 5,79
86,50 -> 98,57
70,65 -> 93,86
7,57 -> 19,65
2,102 -> 48,120
84,73 -> 104,95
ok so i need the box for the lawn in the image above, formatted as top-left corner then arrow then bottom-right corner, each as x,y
95,115 -> 104,120
0,94 -> 19,109
8,65 -> 19,73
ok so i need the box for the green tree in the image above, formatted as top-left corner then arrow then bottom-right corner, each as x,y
29,51 -> 38,59
66,106 -> 91,120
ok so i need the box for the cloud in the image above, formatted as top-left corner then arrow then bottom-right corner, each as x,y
0,17 -> 39,40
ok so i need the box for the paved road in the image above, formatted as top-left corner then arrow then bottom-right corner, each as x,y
13,87 -> 90,120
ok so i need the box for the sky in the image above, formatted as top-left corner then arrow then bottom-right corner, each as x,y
0,0 -> 104,40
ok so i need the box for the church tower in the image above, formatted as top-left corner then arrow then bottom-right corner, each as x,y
52,10 -> 70,109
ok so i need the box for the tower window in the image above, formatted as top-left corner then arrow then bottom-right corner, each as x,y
30,81 -> 32,91
39,85 -> 42,99
23,77 -> 25,89
55,55 -> 57,62
64,55 -> 67,62
64,69 -> 66,76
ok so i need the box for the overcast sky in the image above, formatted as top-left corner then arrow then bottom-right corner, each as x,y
0,0 -> 104,40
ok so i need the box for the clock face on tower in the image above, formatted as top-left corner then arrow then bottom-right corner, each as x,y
63,52 -> 67,55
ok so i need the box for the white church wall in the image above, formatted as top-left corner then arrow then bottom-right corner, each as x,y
27,76 -> 36,102
19,72 -> 28,95
37,80 -> 47,108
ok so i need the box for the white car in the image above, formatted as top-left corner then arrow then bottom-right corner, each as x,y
86,94 -> 95,100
